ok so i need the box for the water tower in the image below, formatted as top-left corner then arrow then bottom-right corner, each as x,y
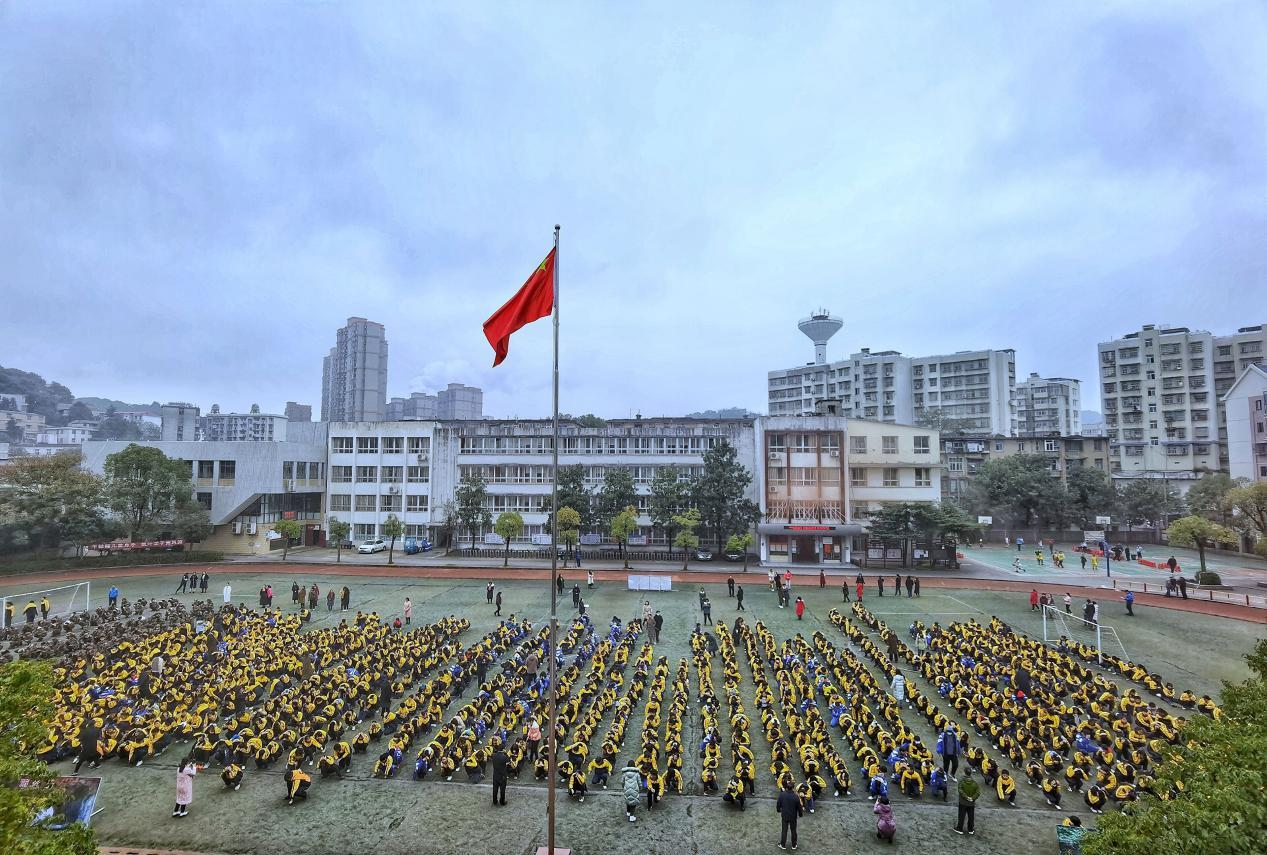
798,309 -> 843,365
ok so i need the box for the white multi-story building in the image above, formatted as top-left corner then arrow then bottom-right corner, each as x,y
160,402 -> 200,441
202,407 -> 288,442
326,415 -> 940,567
80,429 -> 328,555
386,383 -> 484,421
322,317 -> 389,422
1099,323 -> 1265,481
1016,373 -> 1082,436
326,421 -> 436,542
37,425 -> 94,445
1222,364 -> 1267,483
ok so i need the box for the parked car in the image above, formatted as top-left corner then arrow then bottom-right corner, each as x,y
403,536 -> 432,555
357,539 -> 387,554
693,548 -> 714,561
723,550 -> 745,562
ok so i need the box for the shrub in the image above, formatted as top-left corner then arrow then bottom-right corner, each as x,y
1195,569 -> 1222,586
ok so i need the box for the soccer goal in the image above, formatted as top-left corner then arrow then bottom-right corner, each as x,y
2,582 -> 92,627
1041,603 -> 1128,664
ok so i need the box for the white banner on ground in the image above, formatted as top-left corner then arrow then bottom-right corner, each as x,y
627,575 -> 672,592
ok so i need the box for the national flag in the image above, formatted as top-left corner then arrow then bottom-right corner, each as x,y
482,248 -> 556,367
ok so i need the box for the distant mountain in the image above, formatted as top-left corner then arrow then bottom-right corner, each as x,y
1081,410 -> 1103,425
76,397 -> 162,415
684,407 -> 761,419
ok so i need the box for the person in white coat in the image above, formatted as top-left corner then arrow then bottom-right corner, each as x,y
890,671 -> 909,708
222,583 -> 232,605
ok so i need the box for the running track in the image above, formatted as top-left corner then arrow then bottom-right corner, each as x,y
4,561 -> 1263,624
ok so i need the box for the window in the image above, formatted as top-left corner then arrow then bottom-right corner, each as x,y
283,461 -> 294,480
329,495 -> 351,512
218,460 -> 235,481
196,491 -> 212,510
883,467 -> 899,487
947,458 -> 964,472
381,466 -> 403,483
354,523 -> 375,538
332,437 -> 353,454
850,468 -> 866,486
382,437 -> 404,454
768,466 -> 787,487
380,494 -> 401,512
914,435 -> 930,454
356,437 -> 378,453
792,467 -> 817,486
882,436 -> 898,454
820,468 -> 840,487
792,434 -> 815,452
355,495 -> 377,512
407,465 -> 430,483
1044,440 -> 1059,452
331,466 -> 352,483
821,434 -> 839,452
850,436 -> 867,454
914,468 -> 931,487
407,495 -> 429,512
197,460 -> 214,479
405,524 -> 428,537
408,437 -> 431,454
768,434 -> 786,452
355,466 -> 377,483
994,440 -> 1004,451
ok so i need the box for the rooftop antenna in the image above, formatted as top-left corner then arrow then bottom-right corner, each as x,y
798,308 -> 843,365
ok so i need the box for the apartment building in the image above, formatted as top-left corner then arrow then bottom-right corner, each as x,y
769,347 -> 1016,435
202,407 -> 288,442
1099,324 -> 1265,480
325,421 -> 437,542
1016,373 -> 1082,436
1223,364 -> 1267,482
386,383 -> 484,421
321,317 -> 389,422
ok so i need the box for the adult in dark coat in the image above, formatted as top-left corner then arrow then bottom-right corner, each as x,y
490,748 -> 510,806
776,780 -> 803,849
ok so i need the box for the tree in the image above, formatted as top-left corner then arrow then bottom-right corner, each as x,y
554,464 -> 593,531
691,440 -> 759,548
1084,639 -> 1267,855
434,500 -> 458,550
272,518 -> 303,561
328,516 -> 351,563
673,508 -> 701,570
101,444 -> 194,541
1118,480 -> 1181,530
1165,515 -> 1237,582
649,466 -> 689,551
1185,473 -> 1241,528
914,408 -> 972,433
610,506 -> 638,569
557,506 -> 581,568
169,500 -> 212,543
968,455 -> 1067,528
1064,466 -> 1118,528
94,415 -> 142,441
453,471 -> 491,548
66,401 -> 94,422
725,532 -> 754,572
868,502 -> 977,566
0,453 -> 111,556
382,514 -> 404,565
494,511 -> 525,567
574,413 -> 607,427
596,467 -> 637,535
0,660 -> 97,854
1227,483 -> 1267,547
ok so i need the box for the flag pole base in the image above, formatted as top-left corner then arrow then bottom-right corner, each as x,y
537,848 -> 572,855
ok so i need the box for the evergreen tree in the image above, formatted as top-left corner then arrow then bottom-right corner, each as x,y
691,440 -> 758,548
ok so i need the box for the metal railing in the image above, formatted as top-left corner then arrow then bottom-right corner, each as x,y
1105,577 -> 1267,610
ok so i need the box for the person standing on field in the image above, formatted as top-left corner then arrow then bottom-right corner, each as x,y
776,778 -> 803,849
954,769 -> 979,835
222,583 -> 232,605
403,597 -> 412,625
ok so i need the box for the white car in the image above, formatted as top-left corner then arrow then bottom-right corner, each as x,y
357,539 -> 387,554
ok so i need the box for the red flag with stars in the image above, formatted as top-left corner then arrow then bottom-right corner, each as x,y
482,248 -> 556,367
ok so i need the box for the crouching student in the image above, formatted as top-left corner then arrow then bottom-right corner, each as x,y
1084,783 -> 1108,814
700,758 -> 720,794
996,769 -> 1018,806
869,765 -> 890,800
221,762 -> 244,791
722,774 -> 746,810
284,765 -> 312,805
1043,776 -> 1063,809
874,795 -> 896,844
568,763 -> 588,803
930,767 -> 949,801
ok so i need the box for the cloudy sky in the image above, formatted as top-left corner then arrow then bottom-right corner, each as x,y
2,1 -> 1264,419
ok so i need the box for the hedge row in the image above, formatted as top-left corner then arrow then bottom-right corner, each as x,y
0,550 -> 226,577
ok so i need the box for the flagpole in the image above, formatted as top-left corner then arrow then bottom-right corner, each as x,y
546,223 -> 561,855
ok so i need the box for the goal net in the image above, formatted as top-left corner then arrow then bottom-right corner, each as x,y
1041,603 -> 1129,664
2,582 -> 92,627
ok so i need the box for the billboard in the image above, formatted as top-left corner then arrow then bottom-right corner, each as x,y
22,775 -> 102,829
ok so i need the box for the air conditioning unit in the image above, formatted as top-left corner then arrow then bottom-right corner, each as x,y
286,479 -> 295,492
247,522 -> 258,535
768,451 -> 783,460
232,521 -> 243,535
829,450 -> 839,458
416,453 -> 429,464
388,485 -> 401,494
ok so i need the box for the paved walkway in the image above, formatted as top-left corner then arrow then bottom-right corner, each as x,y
4,561 -> 1262,624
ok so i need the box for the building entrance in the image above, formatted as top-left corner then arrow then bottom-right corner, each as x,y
789,536 -> 819,564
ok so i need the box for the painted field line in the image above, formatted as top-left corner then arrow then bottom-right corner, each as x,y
942,594 -> 983,612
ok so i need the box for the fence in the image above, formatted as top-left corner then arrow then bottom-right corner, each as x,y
453,547 -> 697,563
1106,577 -> 1267,610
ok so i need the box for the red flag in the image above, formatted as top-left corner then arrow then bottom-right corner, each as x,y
483,248 -> 556,367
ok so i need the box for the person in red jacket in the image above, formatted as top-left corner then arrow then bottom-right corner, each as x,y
1029,589 -> 1039,611
795,597 -> 805,620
